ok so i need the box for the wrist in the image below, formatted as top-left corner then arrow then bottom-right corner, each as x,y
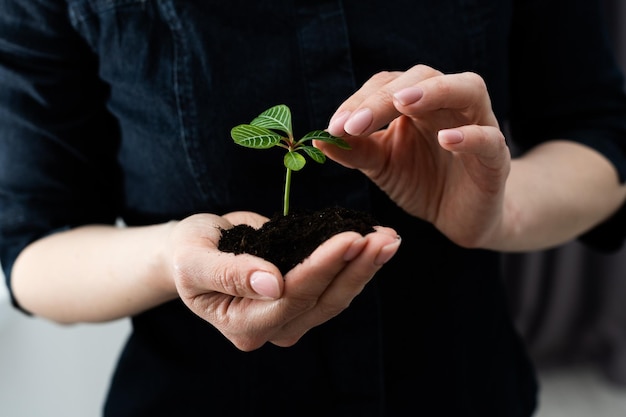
153,220 -> 182,301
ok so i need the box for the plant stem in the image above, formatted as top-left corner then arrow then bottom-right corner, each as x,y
283,167 -> 292,216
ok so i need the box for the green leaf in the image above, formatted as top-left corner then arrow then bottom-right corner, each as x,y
284,151 -> 306,171
300,130 -> 351,149
231,124 -> 282,149
301,145 -> 326,163
250,104 -> 292,137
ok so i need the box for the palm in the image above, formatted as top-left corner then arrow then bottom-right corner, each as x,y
351,111 -> 510,246
321,66 -> 513,247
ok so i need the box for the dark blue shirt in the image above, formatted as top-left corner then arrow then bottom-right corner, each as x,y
1,1 -> 626,416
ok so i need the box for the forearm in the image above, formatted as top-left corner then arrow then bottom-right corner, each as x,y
496,140 -> 626,251
11,222 -> 179,324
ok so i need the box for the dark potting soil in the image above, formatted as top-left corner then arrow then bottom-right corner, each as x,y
218,206 -> 378,275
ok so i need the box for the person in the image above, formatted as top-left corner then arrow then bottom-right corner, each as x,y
1,1 -> 625,416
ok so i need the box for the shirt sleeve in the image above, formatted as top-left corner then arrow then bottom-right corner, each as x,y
508,0 -> 626,251
0,0 -> 121,309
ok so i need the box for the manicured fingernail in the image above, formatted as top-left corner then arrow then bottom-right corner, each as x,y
328,110 -> 351,136
438,129 -> 464,145
344,237 -> 367,261
374,236 -> 402,266
251,271 -> 280,299
393,87 -> 424,106
344,108 -> 373,136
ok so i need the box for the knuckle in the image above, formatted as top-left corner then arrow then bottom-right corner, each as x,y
316,298 -> 350,319
287,297 -> 317,314
431,76 -> 452,95
224,321 -> 274,352
230,335 -> 266,352
478,126 -> 506,147
410,63 -> 439,77
372,88 -> 396,108
370,70 -> 397,84
213,260 -> 249,294
271,334 -> 302,348
463,71 -> 488,92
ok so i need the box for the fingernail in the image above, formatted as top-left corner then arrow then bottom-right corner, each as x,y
251,271 -> 281,299
393,87 -> 424,106
328,110 -> 351,136
344,108 -> 373,136
344,237 -> 367,262
438,129 -> 464,145
374,236 -> 402,266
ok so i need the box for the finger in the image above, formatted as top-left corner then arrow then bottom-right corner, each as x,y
282,231 -> 366,302
438,125 -> 510,195
327,64 -> 441,137
222,211 -> 269,228
438,125 -> 509,167
318,113 -> 419,173
262,231 -> 365,346
221,232 -> 381,350
314,131 -> 381,171
174,247 -> 283,301
394,72 -> 498,125
327,71 -> 401,137
169,214 -> 283,301
270,230 -> 401,347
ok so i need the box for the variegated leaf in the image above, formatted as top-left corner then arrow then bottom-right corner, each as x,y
301,145 -> 326,163
284,151 -> 306,171
250,104 -> 292,137
300,130 -> 351,149
230,124 -> 282,149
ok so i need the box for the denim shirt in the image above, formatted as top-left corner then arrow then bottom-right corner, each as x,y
1,1 -> 626,416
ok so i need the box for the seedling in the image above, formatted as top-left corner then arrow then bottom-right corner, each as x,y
230,104 -> 350,216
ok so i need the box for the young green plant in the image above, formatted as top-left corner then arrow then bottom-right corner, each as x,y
230,104 -> 350,216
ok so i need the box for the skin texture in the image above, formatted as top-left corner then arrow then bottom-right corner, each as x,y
12,211 -> 400,351
319,64 -> 626,251
11,64 -> 626,350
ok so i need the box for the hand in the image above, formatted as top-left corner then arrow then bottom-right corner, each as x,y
168,212 -> 400,351
318,64 -> 511,248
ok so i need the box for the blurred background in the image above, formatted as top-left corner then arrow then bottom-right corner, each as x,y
503,0 -> 626,415
1,1 -> 626,416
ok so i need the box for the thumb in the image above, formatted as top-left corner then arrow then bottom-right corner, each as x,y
174,248 -> 284,302
249,269 -> 283,299
209,251 -> 284,300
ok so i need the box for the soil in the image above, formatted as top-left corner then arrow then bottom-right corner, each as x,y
218,206 -> 379,275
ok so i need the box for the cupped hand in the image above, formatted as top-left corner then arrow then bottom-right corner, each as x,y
318,64 -> 511,248
168,212 -> 400,351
